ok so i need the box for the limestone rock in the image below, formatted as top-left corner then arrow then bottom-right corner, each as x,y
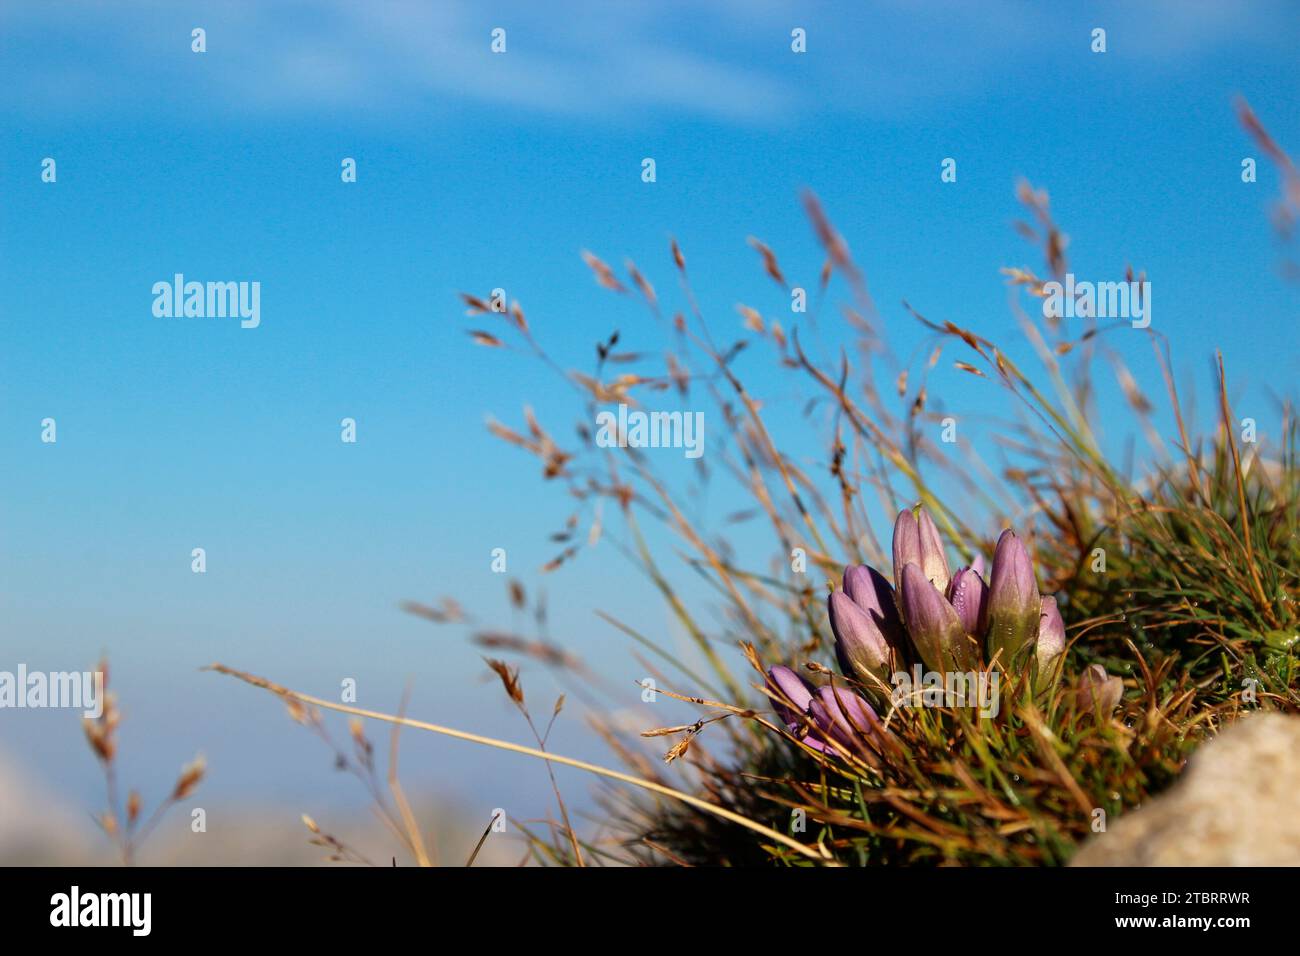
1072,712 -> 1300,866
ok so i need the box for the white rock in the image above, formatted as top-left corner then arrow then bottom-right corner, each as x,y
1072,712 -> 1300,866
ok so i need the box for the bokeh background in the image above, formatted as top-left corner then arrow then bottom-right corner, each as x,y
2,0 -> 1297,862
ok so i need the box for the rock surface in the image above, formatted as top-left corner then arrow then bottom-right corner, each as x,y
1072,712 -> 1300,866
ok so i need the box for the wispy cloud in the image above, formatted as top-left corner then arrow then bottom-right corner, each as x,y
2,0 -> 1295,126
1,0 -> 799,123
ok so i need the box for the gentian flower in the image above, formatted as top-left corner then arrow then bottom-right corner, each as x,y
808,684 -> 883,757
1035,595 -> 1066,692
986,529 -> 1041,668
767,664 -> 816,736
766,667 -> 882,757
947,563 -> 989,638
892,507 -> 950,593
900,563 -> 980,673
1076,663 -> 1124,717
842,564 -> 906,646
828,582 -> 900,690
766,506 -> 1122,762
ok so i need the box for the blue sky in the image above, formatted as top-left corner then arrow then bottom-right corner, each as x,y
1,1 -> 1298,838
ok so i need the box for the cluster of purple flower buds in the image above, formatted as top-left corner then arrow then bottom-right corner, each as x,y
767,506 -> 1122,755
832,507 -> 1066,691
766,663 -> 885,760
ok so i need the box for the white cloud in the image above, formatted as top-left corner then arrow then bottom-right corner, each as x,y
1,0 -> 800,123
1,0 -> 1294,125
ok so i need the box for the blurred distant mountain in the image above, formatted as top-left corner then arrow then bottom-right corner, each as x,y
0,749 -> 518,867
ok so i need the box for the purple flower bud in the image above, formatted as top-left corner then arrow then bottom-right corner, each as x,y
892,509 -> 920,591
969,553 -> 986,579
986,529 -> 1041,669
829,590 -> 894,691
800,734 -> 832,754
1035,595 -> 1066,692
947,565 -> 989,637
916,509 -> 951,590
808,684 -> 881,755
893,507 -> 951,593
900,563 -> 980,673
843,564 -> 906,646
1076,663 -> 1123,717
766,665 -> 815,734
841,564 -> 907,673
